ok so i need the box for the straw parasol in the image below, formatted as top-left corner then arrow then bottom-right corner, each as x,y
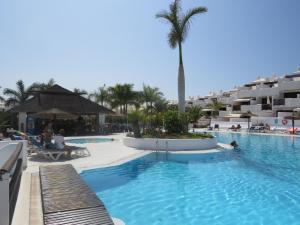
224,111 -> 257,129
284,109 -> 300,134
32,108 -> 78,120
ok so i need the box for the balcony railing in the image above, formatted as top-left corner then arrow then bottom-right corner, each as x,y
262,104 -> 272,110
232,105 -> 241,111
273,98 -> 285,106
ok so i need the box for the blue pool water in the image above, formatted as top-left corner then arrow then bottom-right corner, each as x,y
81,133 -> 300,225
66,137 -> 113,144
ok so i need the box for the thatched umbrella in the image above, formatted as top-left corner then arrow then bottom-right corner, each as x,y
32,108 -> 77,120
284,109 -> 300,134
224,111 -> 257,129
241,111 -> 257,129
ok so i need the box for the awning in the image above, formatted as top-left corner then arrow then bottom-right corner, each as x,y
223,114 -> 243,118
224,112 -> 257,118
293,108 -> 300,112
234,99 -> 251,103
202,108 -> 213,112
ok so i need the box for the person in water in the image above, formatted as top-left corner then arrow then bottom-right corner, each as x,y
230,141 -> 239,148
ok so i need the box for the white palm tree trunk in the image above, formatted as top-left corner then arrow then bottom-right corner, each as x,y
178,64 -> 185,113
178,42 -> 185,113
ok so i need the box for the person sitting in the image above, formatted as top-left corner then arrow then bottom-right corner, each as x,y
54,129 -> 72,158
42,127 -> 55,149
229,125 -> 237,131
236,124 -> 241,130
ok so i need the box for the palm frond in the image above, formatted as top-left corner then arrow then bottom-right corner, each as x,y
47,78 -> 55,87
16,80 -> 25,97
181,7 -> 207,42
168,27 -> 178,48
3,88 -> 20,98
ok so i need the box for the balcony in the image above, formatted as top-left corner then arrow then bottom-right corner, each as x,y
273,98 -> 285,106
273,98 -> 300,108
237,87 -> 279,98
261,104 -> 272,111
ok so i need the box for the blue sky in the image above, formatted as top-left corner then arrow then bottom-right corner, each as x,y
0,0 -> 299,99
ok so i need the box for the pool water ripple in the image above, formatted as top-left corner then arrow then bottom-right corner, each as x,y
81,133 -> 300,225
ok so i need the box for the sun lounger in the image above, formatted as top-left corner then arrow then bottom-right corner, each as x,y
30,138 -> 65,161
70,146 -> 91,157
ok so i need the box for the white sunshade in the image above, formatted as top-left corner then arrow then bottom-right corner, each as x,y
234,98 -> 251,103
293,108 -> 300,112
202,108 -> 213,112
223,114 -> 243,118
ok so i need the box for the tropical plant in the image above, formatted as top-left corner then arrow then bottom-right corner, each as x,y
128,110 -> 143,138
30,78 -> 55,91
207,101 -> 225,117
3,80 -> 41,106
89,85 -> 109,106
153,98 -> 169,113
164,109 -> 183,134
156,0 -> 207,113
108,84 -> 138,115
188,105 -> 202,125
73,88 -> 88,96
141,84 -> 163,113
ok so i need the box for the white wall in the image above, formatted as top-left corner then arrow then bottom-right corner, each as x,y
18,112 -> 27,132
0,140 -> 28,169
123,137 -> 218,151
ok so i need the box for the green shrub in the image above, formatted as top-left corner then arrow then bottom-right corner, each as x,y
128,110 -> 143,138
164,110 -> 184,134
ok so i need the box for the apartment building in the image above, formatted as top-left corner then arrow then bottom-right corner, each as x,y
187,69 -> 300,127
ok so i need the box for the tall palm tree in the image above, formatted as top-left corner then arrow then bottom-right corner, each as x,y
3,80 -> 40,106
156,0 -> 207,113
141,84 -> 163,113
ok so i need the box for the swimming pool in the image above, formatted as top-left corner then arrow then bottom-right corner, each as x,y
81,133 -> 300,225
65,137 -> 113,144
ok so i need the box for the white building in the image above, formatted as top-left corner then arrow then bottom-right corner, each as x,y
187,68 -> 300,128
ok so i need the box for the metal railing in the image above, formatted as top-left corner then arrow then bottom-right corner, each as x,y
273,98 -> 285,106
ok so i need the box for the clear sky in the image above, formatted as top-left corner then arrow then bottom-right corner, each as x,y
0,0 -> 299,100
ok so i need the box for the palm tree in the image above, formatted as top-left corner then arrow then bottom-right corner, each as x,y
188,105 -> 202,126
156,0 -> 207,113
73,88 -> 88,96
3,80 -> 40,106
141,84 -> 163,113
31,78 -> 55,91
89,85 -> 109,106
207,101 -> 225,117
153,98 -> 169,113
108,84 -> 138,115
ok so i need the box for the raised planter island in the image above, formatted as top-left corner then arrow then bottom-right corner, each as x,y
123,136 -> 218,151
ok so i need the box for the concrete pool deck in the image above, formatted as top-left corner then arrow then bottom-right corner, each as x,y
12,133 -> 231,225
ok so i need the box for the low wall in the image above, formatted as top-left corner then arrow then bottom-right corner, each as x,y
123,137 -> 218,151
0,140 -> 28,169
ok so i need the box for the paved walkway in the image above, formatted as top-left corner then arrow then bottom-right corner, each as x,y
13,133 -> 148,225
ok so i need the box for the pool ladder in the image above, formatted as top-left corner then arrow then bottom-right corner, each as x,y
155,140 -> 168,161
